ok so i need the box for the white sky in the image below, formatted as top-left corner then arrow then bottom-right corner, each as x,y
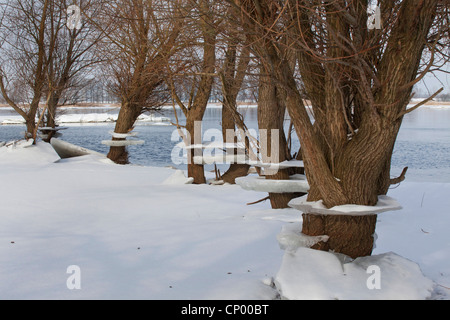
417,67 -> 450,95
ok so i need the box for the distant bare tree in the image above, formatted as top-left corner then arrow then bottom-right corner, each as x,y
217,5 -> 252,184
167,0 -> 218,183
96,0 -> 185,164
0,0 -> 53,137
0,0 -> 102,140
43,0 -> 103,141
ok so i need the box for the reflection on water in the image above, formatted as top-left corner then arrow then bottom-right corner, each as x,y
1,106 -> 449,182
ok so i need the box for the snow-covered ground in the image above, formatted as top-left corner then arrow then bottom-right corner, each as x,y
0,140 -> 449,300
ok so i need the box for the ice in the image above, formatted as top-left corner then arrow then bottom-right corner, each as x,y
109,131 -> 139,139
101,139 -> 145,147
236,174 -> 310,193
289,195 -> 402,216
1,118 -> 25,125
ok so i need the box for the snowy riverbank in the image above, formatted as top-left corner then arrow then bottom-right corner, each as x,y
1,102 -> 450,126
0,141 -> 449,300
0,106 -> 171,126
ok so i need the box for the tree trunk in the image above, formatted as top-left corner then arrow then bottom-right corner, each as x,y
258,76 -> 301,209
107,103 -> 141,164
302,214 -> 377,259
186,117 -> 207,184
183,8 -> 216,184
231,0 -> 441,258
43,94 -> 60,142
220,100 -> 250,184
25,116 -> 36,139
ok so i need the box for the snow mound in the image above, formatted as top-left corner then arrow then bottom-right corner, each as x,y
50,138 -> 106,159
162,169 -> 194,185
0,140 -> 60,165
275,247 -> 435,300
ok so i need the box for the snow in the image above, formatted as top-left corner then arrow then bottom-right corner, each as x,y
50,138 -> 106,159
56,113 -> 170,124
253,160 -> 304,169
109,131 -> 139,139
0,139 -> 60,165
176,141 -> 246,149
277,223 -> 329,252
275,248 -> 435,300
288,195 -> 403,216
0,141 -> 449,300
0,112 -> 171,126
162,170 -> 194,185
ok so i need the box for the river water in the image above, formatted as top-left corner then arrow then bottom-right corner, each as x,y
1,105 -> 449,183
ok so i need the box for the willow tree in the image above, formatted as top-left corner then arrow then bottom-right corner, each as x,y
98,0 -> 184,164
0,0 -> 101,140
168,0 -> 218,184
43,1 -> 102,140
218,7 -> 252,184
0,0 -> 52,137
231,0 -> 449,258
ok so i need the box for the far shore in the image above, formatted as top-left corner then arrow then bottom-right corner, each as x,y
1,100 -> 450,109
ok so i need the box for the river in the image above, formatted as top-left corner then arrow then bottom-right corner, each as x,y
1,105 -> 449,183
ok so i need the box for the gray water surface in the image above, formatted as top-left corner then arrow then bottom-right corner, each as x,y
1,106 -> 449,183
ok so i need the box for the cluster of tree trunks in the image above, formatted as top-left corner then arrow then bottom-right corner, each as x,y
229,0 -> 443,258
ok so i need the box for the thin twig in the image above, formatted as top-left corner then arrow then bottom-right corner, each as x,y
247,196 -> 270,206
397,88 -> 444,119
390,167 -> 408,185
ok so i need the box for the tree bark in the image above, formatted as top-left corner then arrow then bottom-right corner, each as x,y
183,4 -> 216,184
221,103 -> 250,184
302,214 -> 378,259
258,75 -> 301,209
107,102 -> 142,164
186,117 -> 207,184
220,42 -> 251,184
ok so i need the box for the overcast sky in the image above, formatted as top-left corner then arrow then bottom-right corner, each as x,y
417,65 -> 450,95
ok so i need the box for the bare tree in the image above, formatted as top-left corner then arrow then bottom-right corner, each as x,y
43,0 -> 103,141
0,0 -> 102,140
0,0 -> 52,137
168,0 -> 218,184
217,6 -> 252,184
228,0 -> 449,258
97,0 -> 184,164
